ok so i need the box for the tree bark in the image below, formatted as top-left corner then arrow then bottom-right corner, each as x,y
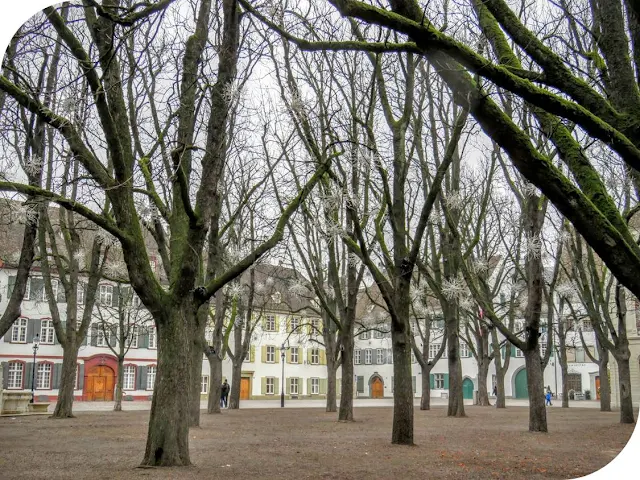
420,364 -> 432,410
326,359 -> 337,413
114,355 -> 124,412
338,330 -> 354,421
599,351 -> 611,412
477,358 -> 491,406
615,351 -> 635,423
446,314 -> 465,417
524,348 -> 547,432
141,308 -> 191,466
560,357 -> 569,409
207,353 -> 223,414
391,320 -> 414,445
228,360 -> 242,409
51,345 -> 79,418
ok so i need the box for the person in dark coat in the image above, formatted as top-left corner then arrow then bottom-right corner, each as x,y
220,379 -> 230,408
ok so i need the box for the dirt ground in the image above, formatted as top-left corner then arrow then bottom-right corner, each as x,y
0,406 -> 635,479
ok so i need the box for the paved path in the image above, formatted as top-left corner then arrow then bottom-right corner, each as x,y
66,397 -> 603,412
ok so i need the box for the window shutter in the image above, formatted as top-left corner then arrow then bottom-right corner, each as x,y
52,364 -> 62,389
430,374 -> 435,389
25,363 -> 34,389
320,350 -> 326,365
412,376 -> 416,393
501,346 -> 505,359
307,348 -> 312,364
250,345 -> 255,362
78,364 -> 85,390
26,320 -> 36,343
7,276 -> 16,296
286,377 -> 290,395
33,319 -> 42,342
81,329 -> 88,346
286,349 -> 291,364
2,362 -> 8,389
138,366 -> 147,390
90,324 -> 98,346
3,327 -> 12,343
510,345 -> 516,357
261,377 -> 266,395
357,376 -> 364,393
274,377 -> 279,395
261,317 -> 266,331
336,377 -> 341,396
261,346 -> 267,363
320,378 -> 327,395
444,374 -> 450,389
275,347 -> 280,363
286,317 -> 291,333
275,315 -> 280,332
307,378 -> 312,395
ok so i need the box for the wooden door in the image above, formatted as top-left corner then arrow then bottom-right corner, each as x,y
371,378 -> 384,398
85,366 -> 115,401
240,377 -> 251,400
595,376 -> 601,400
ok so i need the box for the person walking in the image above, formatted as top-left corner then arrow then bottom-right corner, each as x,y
545,386 -> 553,407
221,380 -> 230,408
492,385 -> 498,397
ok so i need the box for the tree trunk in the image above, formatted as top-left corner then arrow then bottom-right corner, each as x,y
420,364 -> 431,410
141,308 -> 191,466
446,323 -> 466,417
51,345 -> 79,418
615,352 -> 635,424
391,322 -> 414,445
228,361 -> 242,409
524,348 -> 547,432
338,332 -> 354,421
326,358 -> 337,413
477,359 -> 491,406
560,359 -> 569,408
599,353 -> 611,412
189,308 -> 207,426
495,368 -> 506,408
114,356 -> 124,412
207,354 -> 223,414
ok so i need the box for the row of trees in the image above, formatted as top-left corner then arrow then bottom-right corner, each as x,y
0,0 -> 637,466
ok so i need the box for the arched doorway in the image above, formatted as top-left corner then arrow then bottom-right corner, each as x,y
462,378 -> 474,399
370,376 -> 384,398
85,365 -> 115,401
514,368 -> 528,399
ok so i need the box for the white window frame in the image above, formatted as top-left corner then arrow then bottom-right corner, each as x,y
515,348 -> 524,358
376,348 -> 384,364
77,283 -> 85,306
290,377 -> 299,395
201,375 -> 209,394
311,348 -> 319,365
24,278 -> 32,301
290,346 -> 299,364
147,366 -> 157,390
99,284 -> 114,307
266,377 -> 275,395
460,342 -> 469,358
540,343 -> 547,358
123,365 -> 136,390
36,363 -> 52,389
148,326 -> 157,349
290,317 -> 300,332
265,315 -> 276,332
128,325 -> 139,348
429,343 -> 439,359
96,324 -> 110,347
435,373 -> 445,389
364,349 -> 372,365
7,362 -> 24,389
374,330 -> 384,339
311,377 -> 319,395
359,330 -> 370,340
40,319 -> 55,344
354,349 -> 361,365
311,318 -> 320,334
11,318 -> 28,343
266,345 -> 276,363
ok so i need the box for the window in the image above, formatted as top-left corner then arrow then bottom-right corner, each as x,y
47,279 -> 59,302
290,377 -> 299,395
148,326 -> 157,349
354,349 -> 362,365
540,343 -> 547,358
123,365 -> 136,390
460,342 -> 469,358
96,324 -> 112,347
266,377 -> 275,395
359,330 -> 370,340
435,373 -> 445,389
265,315 -> 276,331
128,326 -> 139,348
575,347 -> 585,363
410,350 -> 417,363
377,348 -> 384,364
290,317 -> 300,332
147,366 -> 157,390
40,319 -> 55,344
374,330 -> 384,339
311,348 -> 320,365
364,349 -> 372,364
311,318 -> 320,334
24,278 -> 32,301
291,346 -> 299,364
36,363 -> 52,389
429,343 -> 440,359
515,348 -> 524,358
11,318 -> 28,343
77,283 -> 85,305
7,362 -> 24,389
311,378 -> 319,395
567,373 -> 582,393
99,285 -> 113,306
582,320 -> 593,332
201,375 -> 209,394
266,345 -> 276,363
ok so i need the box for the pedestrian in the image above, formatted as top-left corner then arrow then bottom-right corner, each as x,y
545,387 -> 553,407
492,385 -> 498,397
221,379 -> 230,408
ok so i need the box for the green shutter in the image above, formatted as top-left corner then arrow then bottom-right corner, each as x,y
261,346 -> 267,363
261,377 -> 266,395
307,378 -> 312,395
52,364 -> 61,389
320,378 -> 327,395
501,346 -> 505,359
25,363 -> 34,390
444,374 -> 449,389
357,376 -> 364,393
250,345 -> 255,362
511,345 -> 516,357
2,362 -> 9,389
274,377 -> 280,395
286,377 -> 291,395
412,376 -> 416,393
78,364 -> 84,390
430,374 -> 434,389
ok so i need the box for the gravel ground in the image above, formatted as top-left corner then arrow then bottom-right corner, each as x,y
0,405 -> 634,479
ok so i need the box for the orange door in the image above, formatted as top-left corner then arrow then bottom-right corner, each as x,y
85,366 -> 115,401
595,376 -> 601,400
240,377 -> 250,400
371,378 -> 384,398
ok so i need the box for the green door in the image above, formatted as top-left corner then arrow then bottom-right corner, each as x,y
462,378 -> 474,399
515,369 -> 528,398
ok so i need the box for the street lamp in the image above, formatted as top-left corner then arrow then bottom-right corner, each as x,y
30,334 -> 40,403
280,342 -> 289,408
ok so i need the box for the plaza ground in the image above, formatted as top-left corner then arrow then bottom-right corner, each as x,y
0,402 -> 635,480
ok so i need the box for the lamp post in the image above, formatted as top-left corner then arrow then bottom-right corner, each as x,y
280,342 -> 289,408
30,334 -> 40,403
